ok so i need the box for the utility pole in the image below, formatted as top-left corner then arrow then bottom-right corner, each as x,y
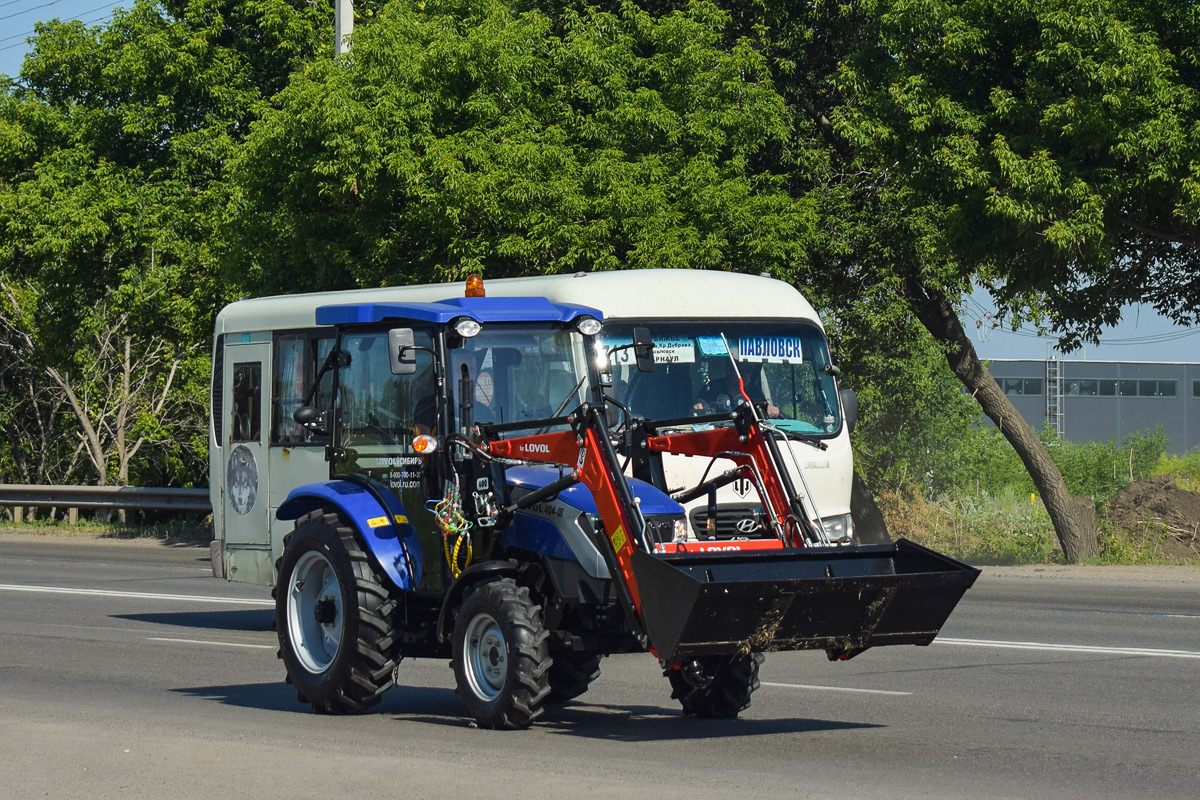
335,0 -> 353,55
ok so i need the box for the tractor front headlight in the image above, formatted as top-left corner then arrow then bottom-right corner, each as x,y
575,316 -> 603,336
453,317 -> 482,338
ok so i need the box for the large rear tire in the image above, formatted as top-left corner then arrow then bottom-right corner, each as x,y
274,509 -> 397,714
666,652 -> 764,718
452,578 -> 551,729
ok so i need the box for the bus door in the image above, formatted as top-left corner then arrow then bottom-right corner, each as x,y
222,342 -> 271,545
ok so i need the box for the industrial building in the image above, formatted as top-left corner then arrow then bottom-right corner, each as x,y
986,360 -> 1200,454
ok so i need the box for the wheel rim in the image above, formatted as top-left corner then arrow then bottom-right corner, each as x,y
678,658 -> 717,690
287,550 -> 343,674
463,611 -> 507,702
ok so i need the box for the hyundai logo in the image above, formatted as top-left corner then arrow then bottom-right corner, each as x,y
735,517 -> 760,534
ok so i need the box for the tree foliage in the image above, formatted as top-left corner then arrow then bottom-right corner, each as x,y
230,0 -> 812,292
2,0 -> 1197,541
819,0 -> 1200,343
45,302 -> 204,489
704,0 -> 1200,560
1,0 -> 330,486
0,280 -> 77,486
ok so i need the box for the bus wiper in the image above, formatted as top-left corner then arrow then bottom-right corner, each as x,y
772,428 -> 828,451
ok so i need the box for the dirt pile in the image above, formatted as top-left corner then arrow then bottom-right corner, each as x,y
1102,475 -> 1200,561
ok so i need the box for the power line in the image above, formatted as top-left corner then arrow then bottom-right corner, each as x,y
969,292 -> 1192,338
963,292 -> 1199,355
0,6 -> 115,52
984,318 -> 1200,345
1,1 -> 119,39
0,0 -> 70,23
0,0 -> 57,9
1091,328 -> 1200,345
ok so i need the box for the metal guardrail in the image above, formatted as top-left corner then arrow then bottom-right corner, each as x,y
0,484 -> 211,514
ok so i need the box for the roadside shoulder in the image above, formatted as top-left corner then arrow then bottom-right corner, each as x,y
0,527 -> 209,549
980,563 -> 1200,584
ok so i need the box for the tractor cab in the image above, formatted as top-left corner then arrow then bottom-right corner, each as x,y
280,295 -> 615,596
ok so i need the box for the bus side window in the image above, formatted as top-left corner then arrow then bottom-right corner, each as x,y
231,363 -> 262,443
273,332 -> 333,444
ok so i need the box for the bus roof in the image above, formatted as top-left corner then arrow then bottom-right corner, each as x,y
215,269 -> 821,335
481,270 -> 821,324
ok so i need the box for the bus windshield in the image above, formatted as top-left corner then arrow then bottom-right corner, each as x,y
601,320 -> 841,435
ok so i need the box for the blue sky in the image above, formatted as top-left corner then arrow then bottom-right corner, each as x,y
3,2 -> 1198,363
967,290 -> 1200,363
0,1 -> 123,77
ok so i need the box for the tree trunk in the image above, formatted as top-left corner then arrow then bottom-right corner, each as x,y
850,470 -> 892,544
905,279 -> 1099,562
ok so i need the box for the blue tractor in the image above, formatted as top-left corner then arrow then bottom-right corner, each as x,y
264,289 -> 978,729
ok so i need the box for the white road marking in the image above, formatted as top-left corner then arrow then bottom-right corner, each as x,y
936,637 -> 1200,659
762,682 -> 912,696
0,583 -> 273,606
147,637 -> 274,649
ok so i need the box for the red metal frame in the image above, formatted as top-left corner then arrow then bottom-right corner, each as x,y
486,426 -> 647,612
644,424 -> 806,547
485,408 -> 801,640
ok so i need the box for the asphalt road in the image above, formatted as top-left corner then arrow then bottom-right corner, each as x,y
1,534 -> 1198,799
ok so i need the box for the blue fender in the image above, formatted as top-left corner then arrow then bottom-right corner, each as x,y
277,481 -> 423,592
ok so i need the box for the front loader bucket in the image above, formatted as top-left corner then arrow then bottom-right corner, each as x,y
631,539 -> 979,663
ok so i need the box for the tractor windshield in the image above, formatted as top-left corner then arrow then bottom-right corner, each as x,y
332,322 -> 594,453
601,320 -> 841,435
448,323 -> 593,431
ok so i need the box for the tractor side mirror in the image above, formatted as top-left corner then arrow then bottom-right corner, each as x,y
839,387 -> 858,434
632,327 -> 655,373
389,328 -> 417,375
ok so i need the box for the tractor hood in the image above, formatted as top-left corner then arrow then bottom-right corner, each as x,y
505,466 -> 682,516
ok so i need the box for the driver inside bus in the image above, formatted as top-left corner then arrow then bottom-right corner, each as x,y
693,358 -> 782,418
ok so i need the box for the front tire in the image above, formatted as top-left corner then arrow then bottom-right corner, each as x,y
666,652 -> 764,718
274,509 -> 397,714
452,578 -> 551,729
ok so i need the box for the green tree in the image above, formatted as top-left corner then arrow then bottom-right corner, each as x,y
843,0 -> 1200,560
0,280 -> 78,489
695,0 -> 1200,561
228,0 -> 812,291
45,303 -> 203,492
818,272 -> 986,497
0,0 -> 330,485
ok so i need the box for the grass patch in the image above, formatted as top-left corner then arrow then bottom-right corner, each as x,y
878,487 -> 1060,565
878,483 -> 1200,566
1094,516 -> 1200,565
1154,450 -> 1200,493
0,515 -> 211,544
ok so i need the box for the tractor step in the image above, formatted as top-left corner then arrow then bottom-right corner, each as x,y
631,539 -> 980,663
